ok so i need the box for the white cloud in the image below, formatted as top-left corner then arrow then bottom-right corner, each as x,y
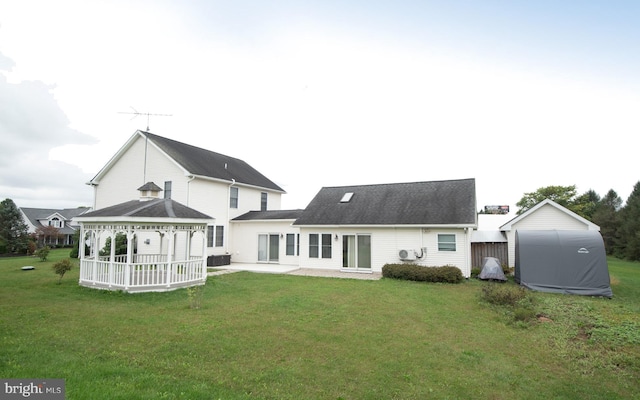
0,52 -> 96,208
1,1 -> 638,212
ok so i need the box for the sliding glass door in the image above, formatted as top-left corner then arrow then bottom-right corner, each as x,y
258,234 -> 279,262
342,234 -> 371,269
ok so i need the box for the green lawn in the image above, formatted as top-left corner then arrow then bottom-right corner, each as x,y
1,250 -> 639,399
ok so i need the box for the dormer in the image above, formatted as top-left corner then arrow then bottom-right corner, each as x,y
137,182 -> 163,202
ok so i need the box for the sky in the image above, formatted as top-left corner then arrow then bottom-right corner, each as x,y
1,0 -> 639,213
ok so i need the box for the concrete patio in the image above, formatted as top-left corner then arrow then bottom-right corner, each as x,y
208,263 -> 382,280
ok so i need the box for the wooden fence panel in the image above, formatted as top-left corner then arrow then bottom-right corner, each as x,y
471,242 -> 508,268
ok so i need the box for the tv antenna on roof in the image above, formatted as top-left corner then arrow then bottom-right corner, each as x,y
118,106 -> 172,131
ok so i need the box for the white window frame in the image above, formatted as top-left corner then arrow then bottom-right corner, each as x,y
437,234 -> 456,252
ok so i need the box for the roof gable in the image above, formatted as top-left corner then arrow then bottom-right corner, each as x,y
500,199 -> 599,231
90,131 -> 284,193
21,207 -> 91,226
294,178 -> 477,226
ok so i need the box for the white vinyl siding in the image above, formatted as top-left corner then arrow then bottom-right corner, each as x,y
504,203 -> 595,267
297,227 -> 471,276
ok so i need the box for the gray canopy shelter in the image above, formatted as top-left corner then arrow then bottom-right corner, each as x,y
515,230 -> 612,298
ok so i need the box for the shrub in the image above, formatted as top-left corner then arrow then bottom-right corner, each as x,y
470,267 -> 481,278
52,258 -> 73,284
480,282 -> 528,307
382,263 -> 463,283
36,246 -> 51,261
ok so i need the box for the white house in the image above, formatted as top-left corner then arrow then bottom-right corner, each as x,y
87,130 -> 286,260
292,180 -> 478,277
81,131 -> 479,286
20,207 -> 90,246
499,199 -> 600,268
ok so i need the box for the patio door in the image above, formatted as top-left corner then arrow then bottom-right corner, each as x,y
258,234 -> 279,263
342,234 -> 371,269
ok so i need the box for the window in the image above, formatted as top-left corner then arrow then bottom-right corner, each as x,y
230,187 -> 238,208
321,234 -> 332,258
309,234 -> 319,258
49,217 -> 62,228
258,234 -> 279,262
215,225 -> 224,247
438,234 -> 456,251
340,192 -> 354,203
164,181 -> 172,199
286,234 -> 296,256
207,225 -> 214,247
310,233 -> 332,258
261,192 -> 268,211
343,234 -> 371,269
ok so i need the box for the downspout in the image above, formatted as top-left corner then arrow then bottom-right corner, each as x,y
186,175 -> 195,207
226,178 -> 236,255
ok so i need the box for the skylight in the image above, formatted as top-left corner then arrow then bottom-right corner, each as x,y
340,192 -> 354,203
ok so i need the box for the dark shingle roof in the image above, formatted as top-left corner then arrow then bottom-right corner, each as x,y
78,199 -> 212,220
293,179 -> 477,226
143,132 -> 284,192
21,207 -> 91,233
233,209 -> 305,221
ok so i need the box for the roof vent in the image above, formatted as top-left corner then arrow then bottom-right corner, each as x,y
340,192 -> 354,203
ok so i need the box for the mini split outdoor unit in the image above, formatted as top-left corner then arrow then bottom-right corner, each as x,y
398,249 -> 416,261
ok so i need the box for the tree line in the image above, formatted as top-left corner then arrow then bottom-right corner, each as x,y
2,181 -> 640,261
515,182 -> 640,261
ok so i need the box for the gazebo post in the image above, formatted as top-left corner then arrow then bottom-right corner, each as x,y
92,231 -> 99,285
166,227 -> 174,288
201,228 -> 207,282
108,229 -> 116,288
125,226 -> 134,290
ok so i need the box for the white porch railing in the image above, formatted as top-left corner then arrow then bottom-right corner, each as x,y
80,255 -> 206,292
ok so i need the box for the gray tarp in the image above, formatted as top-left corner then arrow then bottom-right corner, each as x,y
478,257 -> 507,281
515,230 -> 612,298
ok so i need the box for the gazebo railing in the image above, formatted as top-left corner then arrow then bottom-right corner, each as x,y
80,255 -> 205,292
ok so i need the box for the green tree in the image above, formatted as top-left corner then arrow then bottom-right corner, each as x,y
99,233 -> 128,257
516,185 -> 602,220
617,181 -> 640,261
592,189 -> 622,255
0,198 -> 30,254
52,258 -> 73,284
516,185 -> 578,215
573,189 -> 601,220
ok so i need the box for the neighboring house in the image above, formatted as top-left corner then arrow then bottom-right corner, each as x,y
499,199 -> 600,268
87,130 -> 286,258
293,179 -> 477,276
20,207 -> 91,246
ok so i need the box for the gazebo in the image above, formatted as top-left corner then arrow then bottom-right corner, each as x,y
74,183 -> 214,293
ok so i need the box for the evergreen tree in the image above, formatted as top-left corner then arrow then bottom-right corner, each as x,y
0,198 -> 29,254
618,181 -> 640,261
592,189 -> 622,255
573,189 -> 601,220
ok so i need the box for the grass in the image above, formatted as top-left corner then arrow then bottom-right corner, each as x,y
1,250 -> 639,399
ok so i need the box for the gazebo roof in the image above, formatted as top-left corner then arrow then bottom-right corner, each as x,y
75,198 -> 213,222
